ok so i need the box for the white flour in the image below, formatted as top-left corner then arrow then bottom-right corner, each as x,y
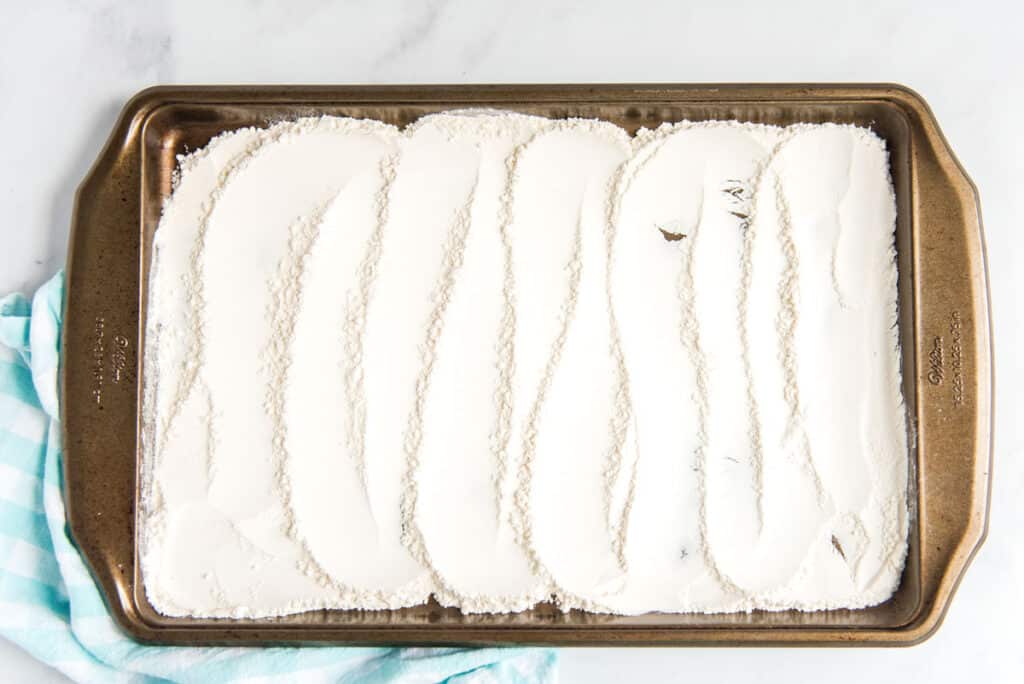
140,112 -> 908,618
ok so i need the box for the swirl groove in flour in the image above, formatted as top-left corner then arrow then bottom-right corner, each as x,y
743,134 -> 830,509
735,132 -> 816,530
343,153 -> 400,512
830,142 -> 858,311
678,179 -> 745,599
263,201 -> 344,589
512,212 -> 584,575
734,181 -> 765,534
601,133 -> 672,570
602,158 -> 642,572
492,144 -> 524,534
398,181 -> 480,601
773,172 -> 826,496
505,121 -> 632,610
156,128 -> 268,460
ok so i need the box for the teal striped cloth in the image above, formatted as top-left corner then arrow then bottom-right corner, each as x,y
0,271 -> 556,683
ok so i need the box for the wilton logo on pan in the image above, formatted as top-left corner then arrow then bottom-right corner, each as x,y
928,312 -> 966,407
111,334 -> 130,383
91,314 -> 131,407
927,336 -> 944,386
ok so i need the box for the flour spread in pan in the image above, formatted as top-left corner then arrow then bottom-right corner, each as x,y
139,112 -> 909,618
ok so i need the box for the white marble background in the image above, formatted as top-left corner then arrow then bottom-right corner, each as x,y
1,0 -> 1020,681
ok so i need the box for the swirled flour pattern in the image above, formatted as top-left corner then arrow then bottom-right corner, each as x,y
139,112 -> 909,618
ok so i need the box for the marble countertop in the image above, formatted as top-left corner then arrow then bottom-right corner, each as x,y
1,1 -> 1020,681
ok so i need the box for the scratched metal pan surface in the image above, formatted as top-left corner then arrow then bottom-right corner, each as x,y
61,84 -> 992,646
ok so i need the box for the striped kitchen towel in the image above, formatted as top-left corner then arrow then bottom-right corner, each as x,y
0,271 -> 556,683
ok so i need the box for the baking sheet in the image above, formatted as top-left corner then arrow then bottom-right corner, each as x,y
61,84 -> 992,645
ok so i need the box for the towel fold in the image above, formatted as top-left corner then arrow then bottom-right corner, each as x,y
0,271 -> 556,683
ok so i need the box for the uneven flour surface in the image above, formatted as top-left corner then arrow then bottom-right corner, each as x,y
140,112 -> 908,617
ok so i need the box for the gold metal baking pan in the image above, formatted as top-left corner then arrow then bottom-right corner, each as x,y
61,84 -> 992,646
